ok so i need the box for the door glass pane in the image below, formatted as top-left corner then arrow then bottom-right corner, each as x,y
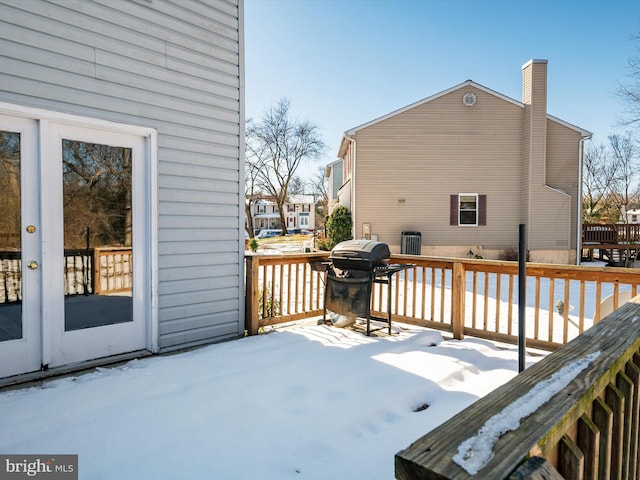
62,140 -> 133,331
0,131 -> 22,342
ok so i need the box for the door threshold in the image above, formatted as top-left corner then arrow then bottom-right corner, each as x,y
0,350 -> 152,390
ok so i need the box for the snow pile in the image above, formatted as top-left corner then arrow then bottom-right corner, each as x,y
453,351 -> 600,474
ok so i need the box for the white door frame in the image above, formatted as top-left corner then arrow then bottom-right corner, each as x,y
0,102 -> 158,376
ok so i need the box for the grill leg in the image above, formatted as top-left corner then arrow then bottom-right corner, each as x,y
387,274 -> 392,334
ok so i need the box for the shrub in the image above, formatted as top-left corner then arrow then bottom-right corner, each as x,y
258,285 -> 280,319
325,205 -> 352,249
248,238 -> 259,252
498,248 -> 530,262
315,238 -> 331,251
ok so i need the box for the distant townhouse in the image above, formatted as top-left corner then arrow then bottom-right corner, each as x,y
249,195 -> 316,234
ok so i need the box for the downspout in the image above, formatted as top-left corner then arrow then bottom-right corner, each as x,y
345,134 -> 357,239
576,134 -> 592,265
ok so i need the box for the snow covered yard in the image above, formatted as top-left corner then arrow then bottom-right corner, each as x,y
0,323 -> 544,480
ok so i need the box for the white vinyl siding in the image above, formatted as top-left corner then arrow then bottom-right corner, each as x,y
0,0 -> 244,350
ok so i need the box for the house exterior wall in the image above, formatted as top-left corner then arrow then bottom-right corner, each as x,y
0,0 -> 244,350
340,61 -> 587,264
325,159 -> 343,202
541,120 -> 583,261
352,85 -> 524,255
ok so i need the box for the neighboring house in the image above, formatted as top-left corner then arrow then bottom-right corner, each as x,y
325,159 -> 344,214
0,1 -> 244,380
285,194 -> 316,231
251,199 -> 280,233
621,204 -> 640,224
249,195 -> 316,234
336,59 -> 591,264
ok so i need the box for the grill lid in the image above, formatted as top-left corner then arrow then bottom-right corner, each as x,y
330,240 -> 390,263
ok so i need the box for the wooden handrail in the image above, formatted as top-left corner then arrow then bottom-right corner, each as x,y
395,295 -> 640,479
93,247 -> 132,295
1,247 -> 132,302
245,253 -> 640,350
583,223 -> 640,244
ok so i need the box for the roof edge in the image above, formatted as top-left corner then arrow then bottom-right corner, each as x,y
546,114 -> 592,138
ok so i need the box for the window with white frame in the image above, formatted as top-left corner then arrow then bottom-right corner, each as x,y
300,213 -> 309,226
459,194 -> 478,226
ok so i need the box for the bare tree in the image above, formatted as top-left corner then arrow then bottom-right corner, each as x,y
582,134 -> 639,223
608,132 -> 640,222
288,175 -> 307,196
582,142 -> 614,222
617,32 -> 640,128
309,166 -> 329,228
0,131 -> 21,250
246,99 -> 326,234
244,152 -> 263,237
62,141 -> 132,248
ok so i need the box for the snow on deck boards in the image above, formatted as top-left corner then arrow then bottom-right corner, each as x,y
0,324 -> 544,480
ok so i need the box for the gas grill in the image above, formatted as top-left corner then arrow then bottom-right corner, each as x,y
311,240 -> 413,335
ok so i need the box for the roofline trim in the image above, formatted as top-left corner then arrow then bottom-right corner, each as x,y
343,80 -> 523,137
547,114 -> 592,138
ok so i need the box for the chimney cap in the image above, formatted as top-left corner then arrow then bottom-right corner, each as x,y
522,59 -> 548,69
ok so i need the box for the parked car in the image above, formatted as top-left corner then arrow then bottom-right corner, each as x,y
285,228 -> 313,236
256,229 -> 282,239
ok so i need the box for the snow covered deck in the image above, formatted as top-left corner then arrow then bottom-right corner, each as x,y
0,321 -> 542,479
396,295 -> 640,479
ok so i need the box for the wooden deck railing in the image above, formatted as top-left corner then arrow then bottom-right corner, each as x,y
245,253 -> 640,350
1,247 -> 132,302
245,252 -> 329,333
395,295 -> 640,479
93,247 -> 132,294
583,223 -> 640,244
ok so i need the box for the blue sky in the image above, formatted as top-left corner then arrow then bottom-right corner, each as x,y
245,0 -> 640,180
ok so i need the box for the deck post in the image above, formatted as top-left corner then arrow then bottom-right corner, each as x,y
451,261 -> 465,340
245,254 -> 260,335
518,223 -> 527,372
93,248 -> 101,295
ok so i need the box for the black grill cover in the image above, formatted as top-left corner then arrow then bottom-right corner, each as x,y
329,240 -> 390,270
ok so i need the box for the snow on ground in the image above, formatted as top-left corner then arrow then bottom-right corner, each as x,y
0,323 -> 545,480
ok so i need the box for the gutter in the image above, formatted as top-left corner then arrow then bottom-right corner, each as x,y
576,133 -> 592,265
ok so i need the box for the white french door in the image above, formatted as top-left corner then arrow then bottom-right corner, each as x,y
0,116 -> 41,377
0,112 -> 151,377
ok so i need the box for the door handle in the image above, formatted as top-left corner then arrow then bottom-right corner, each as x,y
27,261 -> 39,270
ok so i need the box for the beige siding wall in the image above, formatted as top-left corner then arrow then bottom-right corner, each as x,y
546,120 -> 582,248
354,86 -> 524,253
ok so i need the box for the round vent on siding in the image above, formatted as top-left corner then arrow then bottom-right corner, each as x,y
463,93 -> 476,106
